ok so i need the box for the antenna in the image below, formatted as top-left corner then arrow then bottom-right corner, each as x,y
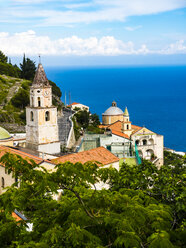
38,54 -> 41,64
65,91 -> 66,107
69,91 -> 71,106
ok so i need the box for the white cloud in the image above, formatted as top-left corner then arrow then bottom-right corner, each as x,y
1,0 -> 186,25
125,26 -> 142,31
0,30 -> 185,56
160,40 -> 186,54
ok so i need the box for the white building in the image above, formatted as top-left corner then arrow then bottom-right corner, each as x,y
100,102 -> 164,166
68,102 -> 89,112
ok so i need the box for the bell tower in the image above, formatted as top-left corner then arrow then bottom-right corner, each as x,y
122,107 -> 132,136
26,63 -> 60,155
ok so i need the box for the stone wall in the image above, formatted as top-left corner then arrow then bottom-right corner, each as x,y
0,123 -> 25,133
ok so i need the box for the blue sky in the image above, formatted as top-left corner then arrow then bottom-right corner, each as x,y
0,0 -> 186,65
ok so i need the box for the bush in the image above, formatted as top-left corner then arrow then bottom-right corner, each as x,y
11,88 -> 29,109
49,80 -> 62,98
0,62 -> 21,78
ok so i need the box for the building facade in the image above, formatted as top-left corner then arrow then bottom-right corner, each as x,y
101,102 -> 164,166
26,63 -> 60,154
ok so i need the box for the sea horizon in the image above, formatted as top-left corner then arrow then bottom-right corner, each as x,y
45,65 -> 186,152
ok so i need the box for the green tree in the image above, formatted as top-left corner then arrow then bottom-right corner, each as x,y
75,110 -> 90,129
90,113 -> 100,127
20,54 -> 36,80
11,88 -> 29,109
0,51 -> 8,63
1,153 -> 185,247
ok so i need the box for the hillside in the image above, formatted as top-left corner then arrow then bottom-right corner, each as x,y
0,74 -> 63,127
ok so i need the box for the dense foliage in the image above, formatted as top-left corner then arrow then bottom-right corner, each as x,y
73,110 -> 102,140
49,80 -> 62,98
0,50 -> 21,78
0,152 -> 185,247
20,54 -> 36,80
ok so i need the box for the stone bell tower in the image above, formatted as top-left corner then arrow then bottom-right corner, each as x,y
26,63 -> 60,154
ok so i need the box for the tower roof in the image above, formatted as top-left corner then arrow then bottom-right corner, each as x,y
32,63 -> 49,86
123,107 -> 129,116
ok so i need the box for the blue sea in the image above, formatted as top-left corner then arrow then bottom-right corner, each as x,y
45,66 -> 186,152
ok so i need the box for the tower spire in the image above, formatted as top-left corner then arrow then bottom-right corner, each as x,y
32,63 -> 49,86
123,107 -> 129,117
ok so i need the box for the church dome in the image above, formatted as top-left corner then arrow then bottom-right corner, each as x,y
103,101 -> 123,116
0,127 -> 11,140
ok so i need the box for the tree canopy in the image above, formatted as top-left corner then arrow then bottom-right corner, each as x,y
20,54 -> 36,80
0,152 -> 185,247
0,51 -> 8,64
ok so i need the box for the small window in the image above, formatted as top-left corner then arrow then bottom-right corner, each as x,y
45,111 -> 50,121
37,90 -> 40,93
143,139 -> 147,145
1,177 -> 5,188
126,124 -> 129,130
136,140 -> 139,146
30,111 -> 34,121
38,97 -> 41,107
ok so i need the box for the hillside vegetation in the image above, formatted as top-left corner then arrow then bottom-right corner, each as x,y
0,51 -> 63,125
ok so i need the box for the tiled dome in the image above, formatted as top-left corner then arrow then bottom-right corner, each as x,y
103,101 -> 123,116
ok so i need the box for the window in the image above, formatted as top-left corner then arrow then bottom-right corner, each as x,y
126,124 -> 129,130
38,97 -> 41,107
45,111 -> 50,121
106,145 -> 111,151
30,111 -> 34,121
135,140 -> 139,146
1,177 -> 5,188
143,139 -> 147,145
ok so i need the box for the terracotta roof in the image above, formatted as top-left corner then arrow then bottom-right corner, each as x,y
0,145 -> 43,166
131,125 -> 142,134
112,130 -> 129,139
12,212 -> 22,222
70,102 -> 79,105
99,124 -> 108,129
108,121 -> 129,139
51,147 -> 119,166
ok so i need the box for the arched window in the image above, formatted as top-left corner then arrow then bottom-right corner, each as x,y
45,111 -> 50,121
30,111 -> 34,121
38,97 -> 41,107
149,138 -> 154,145
143,139 -> 147,145
1,177 -> 5,188
126,124 -> 129,130
135,140 -> 139,146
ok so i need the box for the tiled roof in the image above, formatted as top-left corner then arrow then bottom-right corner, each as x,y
0,145 -> 43,166
70,102 -> 79,106
51,147 -> 119,166
112,130 -> 129,139
131,125 -> 142,134
99,121 -> 129,139
108,121 -> 129,139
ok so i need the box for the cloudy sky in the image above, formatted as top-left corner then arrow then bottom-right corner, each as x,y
0,0 -> 186,65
